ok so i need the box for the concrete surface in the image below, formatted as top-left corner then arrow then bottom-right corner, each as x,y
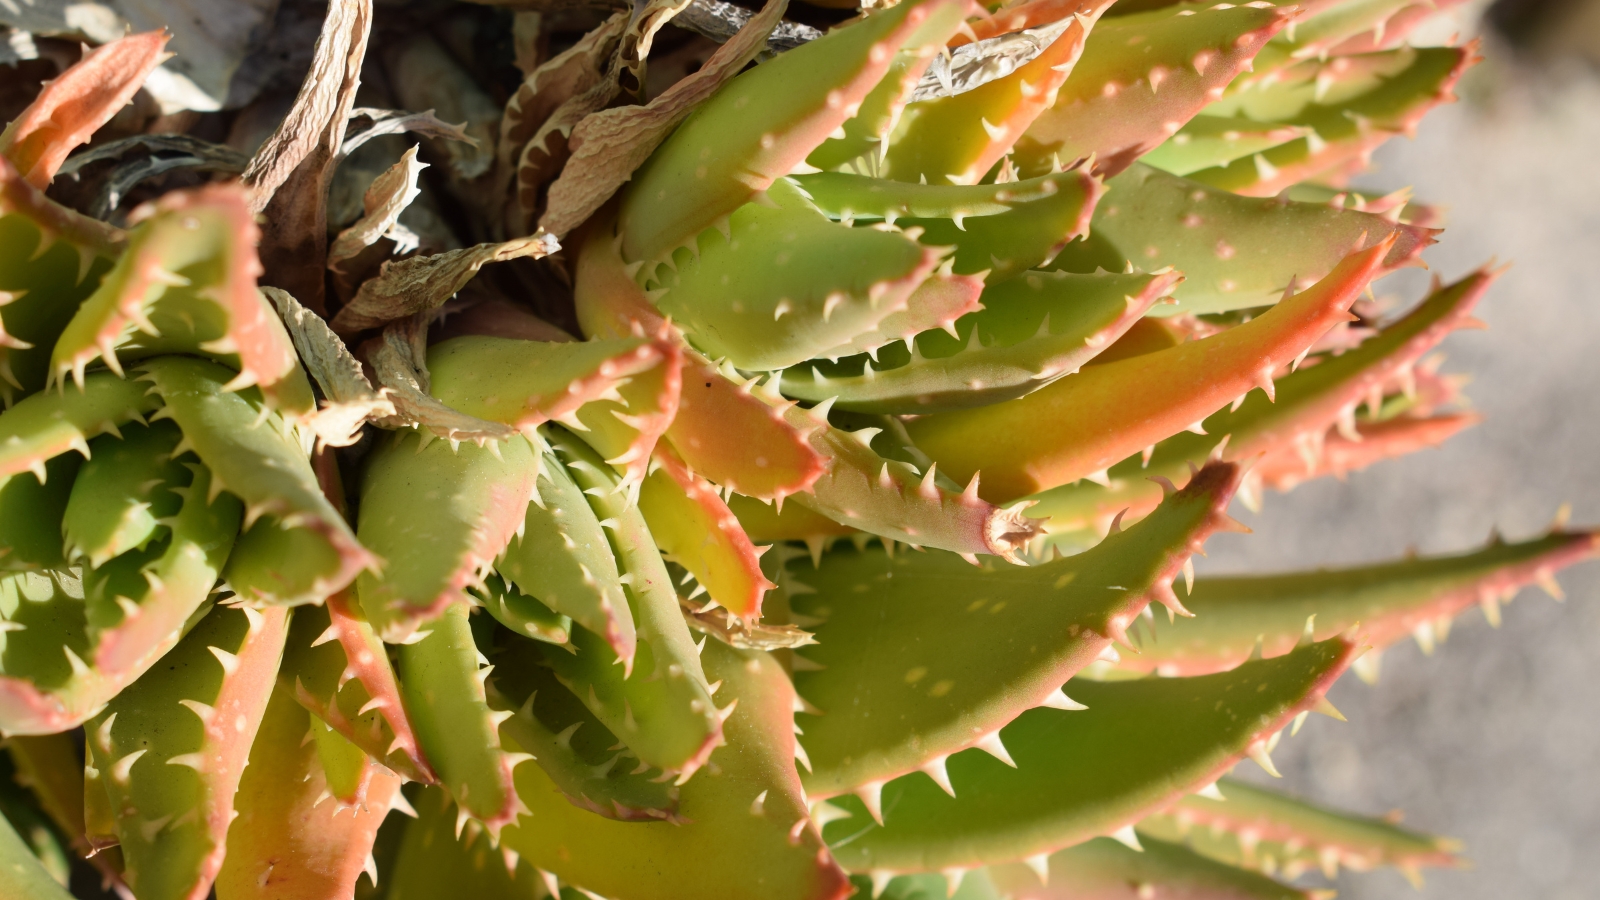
1198,54 -> 1600,900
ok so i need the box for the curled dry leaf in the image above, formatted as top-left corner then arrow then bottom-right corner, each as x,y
263,286 -> 395,448
380,33 -> 501,181
366,315 -> 516,442
241,0 -> 374,313
328,144 -> 427,271
538,0 -> 787,238
340,107 -> 477,159
330,233 -> 562,335
680,597 -> 818,651
619,0 -> 697,95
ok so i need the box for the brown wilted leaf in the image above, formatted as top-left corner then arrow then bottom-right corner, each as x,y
538,0 -> 786,238
681,597 -> 816,650
367,314 -> 516,442
618,0 -> 697,96
330,233 -> 560,335
328,144 -> 427,271
380,34 -> 501,181
241,0 -> 373,315
496,11 -> 626,235
263,286 -> 395,448
340,108 -> 477,159
0,30 -> 169,188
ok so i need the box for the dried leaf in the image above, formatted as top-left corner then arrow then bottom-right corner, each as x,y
340,107 -> 477,159
242,0 -> 374,314
367,315 -> 516,442
330,233 -> 561,335
379,34 -> 501,180
262,286 -> 395,449
539,0 -> 786,238
328,145 -> 427,271
681,597 -> 817,651
57,133 -> 251,220
497,12 -> 627,234
620,0 -> 697,94
0,29 -> 169,188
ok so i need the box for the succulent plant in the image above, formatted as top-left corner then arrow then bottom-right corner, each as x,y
0,0 -> 1585,899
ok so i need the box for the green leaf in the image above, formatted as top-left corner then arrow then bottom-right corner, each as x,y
819,637 -> 1357,875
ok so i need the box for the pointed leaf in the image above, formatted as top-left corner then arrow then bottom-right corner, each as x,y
906,240 -> 1391,501
86,604 -> 288,900
357,431 -> 538,641
575,226 -> 825,502
782,269 -> 1177,413
619,0 -> 963,264
820,637 -> 1357,874
793,462 -> 1241,798
544,429 -> 722,778
497,444 -> 636,662
399,604 -> 521,831
1051,163 -> 1434,315
500,640 -> 853,900
215,683 -> 402,900
1014,2 -> 1293,177
989,835 -> 1323,899
0,372 -> 159,481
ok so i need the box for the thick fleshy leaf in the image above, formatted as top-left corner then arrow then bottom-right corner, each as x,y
425,335 -> 669,435
356,431 -> 539,641
86,605 -> 288,900
472,573 -> 570,645
215,683 -> 401,900
62,421 -> 188,567
1050,164 -> 1433,315
542,429 -> 723,779
0,372 -> 158,482
988,835 -> 1324,899
398,604 -> 522,833
0,454 -> 80,572
500,640 -> 853,900
819,637 -> 1357,875
1186,46 -> 1475,196
0,31 -> 168,189
386,786 -> 549,900
619,0 -> 961,264
1013,3 -> 1293,177
0,156 -> 120,407
0,810 -> 76,900
781,269 -> 1178,413
1137,778 -> 1460,884
279,596 -> 435,784
647,178 -> 940,372
906,240 -> 1392,502
638,444 -> 775,623
1118,529 -> 1600,678
1141,115 -> 1313,176
1025,267 -> 1495,536
791,463 -> 1241,799
7,731 -> 127,890
804,0 -> 971,173
488,637 -> 681,823
496,443 -> 636,662
52,185 -> 315,421
882,7 -> 1100,186
575,226 -> 826,502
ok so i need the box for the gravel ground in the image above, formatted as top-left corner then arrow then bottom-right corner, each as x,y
1197,52 -> 1600,900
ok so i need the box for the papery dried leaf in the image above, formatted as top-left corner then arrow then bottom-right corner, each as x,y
241,0 -> 373,313
330,233 -> 560,335
539,0 -> 787,238
328,144 -> 427,270
263,286 -> 394,448
380,33 -> 501,181
619,0 -> 698,95
367,315 -> 515,442
340,107 -> 477,158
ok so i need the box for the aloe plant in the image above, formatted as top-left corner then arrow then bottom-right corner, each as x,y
0,1 -> 1580,899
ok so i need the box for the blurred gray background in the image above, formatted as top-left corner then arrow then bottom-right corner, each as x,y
1200,24 -> 1600,900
